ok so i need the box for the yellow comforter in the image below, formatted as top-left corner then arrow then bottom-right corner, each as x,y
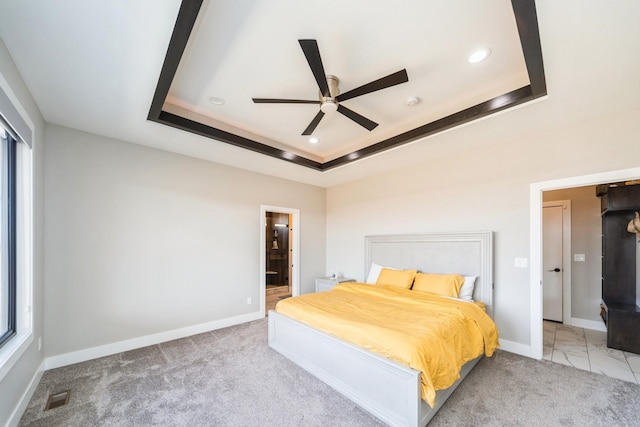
275,282 -> 499,407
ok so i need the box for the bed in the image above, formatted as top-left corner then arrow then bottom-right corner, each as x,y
268,232 -> 495,426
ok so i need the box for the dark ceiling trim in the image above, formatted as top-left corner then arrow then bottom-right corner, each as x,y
157,111 -> 323,170
511,0 -> 547,97
148,0 -> 546,171
148,0 -> 204,120
322,86 -> 534,171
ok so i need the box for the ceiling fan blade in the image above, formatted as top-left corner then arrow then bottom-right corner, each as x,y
302,110 -> 325,135
299,39 -> 331,97
336,69 -> 408,102
252,98 -> 319,104
337,105 -> 378,131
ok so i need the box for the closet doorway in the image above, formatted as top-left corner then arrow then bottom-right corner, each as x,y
260,205 -> 300,316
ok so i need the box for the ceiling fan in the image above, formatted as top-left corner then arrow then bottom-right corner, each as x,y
252,39 -> 409,135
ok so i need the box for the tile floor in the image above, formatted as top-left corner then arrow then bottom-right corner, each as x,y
543,320 -> 640,384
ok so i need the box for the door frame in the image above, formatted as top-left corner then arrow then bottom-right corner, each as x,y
542,200 -> 571,324
260,205 -> 300,317
530,167 -> 640,359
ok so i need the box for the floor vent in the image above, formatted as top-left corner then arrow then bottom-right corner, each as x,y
45,390 -> 70,411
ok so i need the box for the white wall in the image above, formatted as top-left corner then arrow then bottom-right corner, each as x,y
326,106 -> 640,350
544,186 -> 602,323
44,124 -> 326,358
0,39 -> 45,424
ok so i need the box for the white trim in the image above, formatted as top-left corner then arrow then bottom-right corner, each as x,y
259,205 -> 300,317
0,71 -> 35,144
44,311 -> 262,370
542,200 -> 572,325
530,167 -> 640,360
499,339 -> 533,358
0,334 -> 33,382
0,71 -> 36,383
571,317 -> 607,332
5,360 -> 44,427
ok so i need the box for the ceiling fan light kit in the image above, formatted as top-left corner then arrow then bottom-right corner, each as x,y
252,39 -> 409,136
320,75 -> 339,114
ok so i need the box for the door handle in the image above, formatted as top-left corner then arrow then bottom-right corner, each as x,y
547,268 -> 561,272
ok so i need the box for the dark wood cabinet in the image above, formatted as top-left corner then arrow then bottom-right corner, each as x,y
599,184 -> 640,354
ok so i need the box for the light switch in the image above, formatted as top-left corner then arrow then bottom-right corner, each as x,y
574,254 -> 586,262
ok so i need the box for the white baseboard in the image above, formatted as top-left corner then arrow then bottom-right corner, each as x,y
570,317 -> 607,332
498,339 -> 534,359
44,311 -> 264,370
6,360 -> 45,427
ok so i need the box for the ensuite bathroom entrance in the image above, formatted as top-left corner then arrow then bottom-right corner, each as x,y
265,211 -> 292,313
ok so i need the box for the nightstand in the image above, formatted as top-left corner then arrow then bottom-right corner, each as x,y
315,276 -> 355,293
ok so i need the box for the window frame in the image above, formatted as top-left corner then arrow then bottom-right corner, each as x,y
0,127 -> 17,349
0,76 -> 35,382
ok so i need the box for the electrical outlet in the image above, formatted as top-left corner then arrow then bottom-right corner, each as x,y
514,258 -> 528,268
246,297 -> 252,305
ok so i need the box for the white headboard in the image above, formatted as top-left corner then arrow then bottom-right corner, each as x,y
365,232 -> 494,318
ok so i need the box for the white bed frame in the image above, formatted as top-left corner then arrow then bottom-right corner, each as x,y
268,232 -> 493,427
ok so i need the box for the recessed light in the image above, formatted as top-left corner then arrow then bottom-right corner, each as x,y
208,96 -> 225,105
468,48 -> 491,64
309,137 -> 319,144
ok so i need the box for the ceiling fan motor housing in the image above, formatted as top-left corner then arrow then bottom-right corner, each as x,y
320,75 -> 339,113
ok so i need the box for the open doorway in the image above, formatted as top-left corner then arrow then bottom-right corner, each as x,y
265,211 -> 292,312
260,205 -> 300,317
530,167 -> 640,359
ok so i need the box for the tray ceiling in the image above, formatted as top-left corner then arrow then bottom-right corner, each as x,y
149,0 -> 546,171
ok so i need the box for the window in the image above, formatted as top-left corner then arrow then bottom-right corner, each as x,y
0,81 -> 33,381
0,124 -> 16,349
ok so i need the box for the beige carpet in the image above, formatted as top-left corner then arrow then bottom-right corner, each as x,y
20,319 -> 640,426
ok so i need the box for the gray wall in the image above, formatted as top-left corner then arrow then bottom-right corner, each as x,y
325,106 -> 640,348
544,186 -> 602,322
44,124 -> 326,357
0,38 -> 45,423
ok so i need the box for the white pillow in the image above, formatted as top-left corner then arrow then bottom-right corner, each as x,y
458,276 -> 477,301
366,263 -> 398,284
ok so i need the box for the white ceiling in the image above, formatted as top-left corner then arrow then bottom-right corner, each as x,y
0,0 -> 639,187
166,0 -> 528,162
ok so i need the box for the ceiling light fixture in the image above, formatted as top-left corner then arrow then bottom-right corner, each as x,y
406,96 -> 420,106
319,75 -> 339,114
309,137 -> 319,144
208,96 -> 225,105
468,48 -> 491,64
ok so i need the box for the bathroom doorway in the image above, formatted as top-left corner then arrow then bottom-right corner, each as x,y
260,205 -> 300,316
265,211 -> 292,312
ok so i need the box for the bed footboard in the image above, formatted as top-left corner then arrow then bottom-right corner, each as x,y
268,310 -> 481,427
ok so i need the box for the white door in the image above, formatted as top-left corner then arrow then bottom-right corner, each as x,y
543,205 -> 563,322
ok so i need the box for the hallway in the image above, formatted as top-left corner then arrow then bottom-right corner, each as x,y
543,321 -> 639,384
